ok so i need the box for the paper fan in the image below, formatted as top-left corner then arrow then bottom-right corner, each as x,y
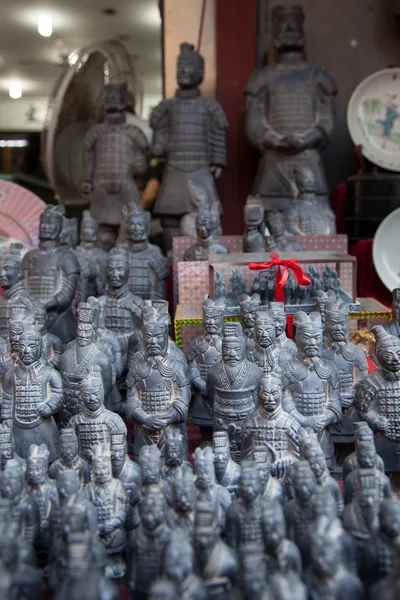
0,180 -> 45,247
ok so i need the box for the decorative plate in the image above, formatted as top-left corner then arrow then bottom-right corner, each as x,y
373,207 -> 400,291
347,68 -> 400,172
0,180 -> 45,247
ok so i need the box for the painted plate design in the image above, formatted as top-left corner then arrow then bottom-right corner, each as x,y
0,180 -> 45,247
373,207 -> 400,291
347,68 -> 400,172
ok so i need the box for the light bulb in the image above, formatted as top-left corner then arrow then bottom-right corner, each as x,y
38,14 -> 53,37
68,52 -> 78,66
9,81 -> 22,99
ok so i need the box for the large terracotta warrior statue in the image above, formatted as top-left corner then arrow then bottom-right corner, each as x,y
150,42 -> 228,249
244,4 -> 337,236
23,205 -> 80,343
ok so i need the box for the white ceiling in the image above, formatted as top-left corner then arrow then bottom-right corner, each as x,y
0,0 -> 163,107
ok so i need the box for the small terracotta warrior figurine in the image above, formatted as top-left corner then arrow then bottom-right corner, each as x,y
0,425 -> 25,472
252,444 -> 283,503
213,431 -> 241,499
23,205 -> 80,343
194,447 -> 231,529
58,302 -> 114,428
126,306 -> 190,460
26,444 -> 58,556
1,458 -> 38,544
247,312 -> 284,375
168,467 -> 196,536
241,373 -> 301,476
150,42 -> 228,248
193,501 -> 238,600
138,300 -> 187,366
239,542 -> 268,600
127,485 -> 172,600
2,323 -> 62,462
207,322 -> 263,461
74,210 -> 108,299
139,444 -> 163,490
305,523 -> 364,600
239,294 -> 261,348
84,444 -> 127,578
0,243 -> 31,339
111,432 -> 141,532
48,428 -> 91,489
82,82 -> 149,244
282,311 -> 341,466
31,300 -> 62,368
162,428 -> 192,484
343,421 -> 385,482
188,296 -> 225,441
284,460 -> 318,569
163,530 -> 207,600
263,503 -> 302,577
270,301 -> 297,359
355,325 -> 400,471
184,212 -> 229,262
0,319 -> 26,403
68,367 -> 127,463
243,197 -> 266,253
363,499 -> 400,587
322,303 -> 368,442
344,440 -> 392,505
301,433 -> 343,516
121,206 -> 170,300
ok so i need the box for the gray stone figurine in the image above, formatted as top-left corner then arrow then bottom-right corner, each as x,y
243,197 -> 266,253
1,458 -> 38,544
270,301 -> 297,359
194,446 -> 231,529
111,432 -> 141,532
239,294 -> 261,349
344,440 -> 391,505
0,243 -> 31,340
31,300 -> 62,368
343,421 -> 385,482
48,427 -> 91,489
213,430 -> 241,499
184,212 -> 229,261
363,498 -> 400,587
167,466 -> 196,536
162,530 -> 207,600
247,311 -> 284,375
75,210 -> 108,299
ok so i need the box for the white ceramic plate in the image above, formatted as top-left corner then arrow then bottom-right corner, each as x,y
347,68 -> 400,172
373,207 -> 400,290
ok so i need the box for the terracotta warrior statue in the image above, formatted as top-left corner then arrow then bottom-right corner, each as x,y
162,530 -> 206,600
263,502 -> 302,577
111,432 -> 141,532
184,212 -> 229,262
239,294 -> 261,349
282,311 -> 341,466
68,367 -> 127,463
344,440 -> 392,505
270,301 -> 297,359
150,42 -> 228,249
193,446 -> 231,529
355,325 -> 400,471
126,305 -> 190,460
364,499 -> 400,587
23,205 -> 80,343
188,296 -> 225,442
247,311 -> 284,375
244,4 -> 337,236
48,427 -> 91,489
207,322 -> 263,462
343,422 -> 385,482
2,323 -> 62,463
322,303 -> 368,443
82,82 -> 149,248
58,302 -> 114,428
31,300 -> 62,368
121,205 -> 170,299
1,458 -> 38,544
212,431 -> 241,499
167,466 -> 196,537
161,427 -> 192,486
0,243 -> 31,339
252,444 -> 283,503
74,210 -> 107,299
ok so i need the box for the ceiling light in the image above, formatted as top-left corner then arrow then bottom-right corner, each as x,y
68,52 -> 78,66
38,14 -> 53,37
9,81 -> 22,100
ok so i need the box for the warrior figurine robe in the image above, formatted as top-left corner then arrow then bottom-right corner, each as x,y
270,302 -> 297,359
244,4 -> 337,235
282,311 -> 341,466
355,326 -> 400,471
23,205 -> 80,343
188,296 -> 225,440
184,213 -> 229,261
48,428 -> 91,489
150,42 -> 228,249
126,306 -> 190,460
212,431 -> 241,499
2,323 -> 62,462
82,82 -> 149,246
0,243 -> 32,340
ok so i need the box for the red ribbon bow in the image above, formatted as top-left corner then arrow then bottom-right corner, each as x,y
248,252 -> 311,303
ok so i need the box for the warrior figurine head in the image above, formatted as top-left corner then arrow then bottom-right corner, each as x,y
139,445 -> 162,486
258,373 -> 283,414
106,247 -> 130,290
294,311 -> 322,358
239,542 -> 267,600
294,166 -> 317,194
195,212 -> 213,241
355,470 -> 381,528
269,302 -> 287,337
203,296 -> 225,336
124,206 -> 151,244
142,307 -> 169,358
18,323 -> 42,366
39,205 -> 65,242
244,197 -> 264,233
77,302 -> 96,347
252,444 -> 273,494
140,484 -> 166,531
104,82 -> 127,114
263,503 -> 287,553
353,421 -> 374,444
222,322 -> 246,365
165,429 -> 184,469
392,288 -> 400,323
356,440 -> 377,469
177,42 -> 204,89
0,244 -> 24,291
194,446 -> 216,491
239,294 -> 261,334
91,444 -> 112,485
372,325 -> 400,373
271,4 -> 305,52
301,434 -> 328,483
212,431 -> 231,474
238,460 -> 262,506
60,428 -> 79,466
194,501 -> 220,554
0,426 -> 15,471
291,460 -> 317,504
111,432 -> 128,475
171,466 -> 196,515
165,530 -> 193,584
8,319 -> 26,355
80,366 -> 105,414
27,444 -> 49,485
380,498 -> 400,543
254,311 -> 276,348
325,303 -> 349,345
57,470 -> 80,505
1,459 -> 25,501
80,210 -> 99,244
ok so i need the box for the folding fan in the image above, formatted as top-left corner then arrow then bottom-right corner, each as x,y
0,180 -> 45,247
41,39 -> 144,206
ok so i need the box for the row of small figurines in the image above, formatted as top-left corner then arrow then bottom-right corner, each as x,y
0,415 -> 397,600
